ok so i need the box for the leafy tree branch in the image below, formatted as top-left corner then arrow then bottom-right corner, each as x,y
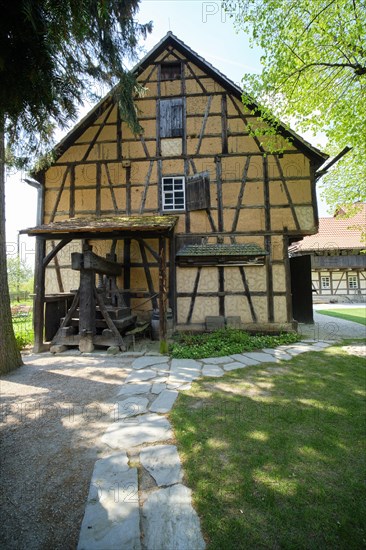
225,0 -> 366,210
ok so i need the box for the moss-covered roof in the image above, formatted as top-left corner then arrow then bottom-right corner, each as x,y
21,215 -> 178,236
177,243 -> 268,256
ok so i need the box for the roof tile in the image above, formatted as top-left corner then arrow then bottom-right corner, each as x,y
291,204 -> 366,252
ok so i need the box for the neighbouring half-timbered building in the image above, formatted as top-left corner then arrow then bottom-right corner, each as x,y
290,204 -> 366,304
23,33 -> 329,352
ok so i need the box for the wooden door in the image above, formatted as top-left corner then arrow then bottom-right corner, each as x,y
290,255 -> 314,323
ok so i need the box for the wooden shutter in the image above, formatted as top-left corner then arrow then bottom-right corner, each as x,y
186,172 -> 210,211
159,98 -> 183,138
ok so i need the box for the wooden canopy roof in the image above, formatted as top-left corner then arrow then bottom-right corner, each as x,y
177,243 -> 268,256
21,215 -> 178,239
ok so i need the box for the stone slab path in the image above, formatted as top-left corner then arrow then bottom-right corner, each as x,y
77,339 -> 334,550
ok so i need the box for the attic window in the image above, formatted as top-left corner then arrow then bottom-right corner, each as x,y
161,62 -> 182,80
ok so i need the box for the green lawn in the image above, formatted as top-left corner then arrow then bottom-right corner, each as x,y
317,307 -> 366,326
171,346 -> 366,549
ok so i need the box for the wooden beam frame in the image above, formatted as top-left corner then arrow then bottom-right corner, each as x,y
33,237 -> 46,352
158,236 -> 168,352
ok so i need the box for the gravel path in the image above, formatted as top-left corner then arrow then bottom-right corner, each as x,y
0,353 -> 129,550
299,308 -> 366,341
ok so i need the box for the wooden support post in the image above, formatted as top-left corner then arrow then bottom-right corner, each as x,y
169,234 -> 177,325
283,235 -> 293,322
51,240 -> 64,293
33,237 -> 46,352
263,157 -> 274,323
158,236 -> 167,354
69,165 -> 75,218
126,165 -> 131,215
79,270 -> 96,331
215,156 -> 223,232
124,239 -> 131,307
221,94 -> 228,154
78,243 -> 96,352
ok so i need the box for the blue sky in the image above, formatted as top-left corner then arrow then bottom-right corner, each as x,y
5,0 -> 330,265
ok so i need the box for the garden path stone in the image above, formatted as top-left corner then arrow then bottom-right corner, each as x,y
230,354 -> 261,365
78,453 -> 140,550
153,375 -> 168,383
261,348 -> 293,360
201,356 -> 232,364
140,444 -> 183,486
202,365 -> 225,377
115,396 -> 149,418
117,383 -> 151,396
125,369 -> 157,383
142,484 -> 206,550
283,344 -> 313,355
223,361 -> 248,371
132,356 -> 169,370
310,341 -> 332,349
241,351 -> 278,363
168,359 -> 202,386
151,365 -> 171,373
102,413 -> 172,449
170,358 -> 202,372
150,390 -> 179,413
151,382 -> 166,394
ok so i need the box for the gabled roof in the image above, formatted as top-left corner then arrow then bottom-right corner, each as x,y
290,204 -> 366,252
34,32 -> 328,175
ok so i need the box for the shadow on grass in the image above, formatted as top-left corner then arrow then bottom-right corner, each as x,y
171,347 -> 366,549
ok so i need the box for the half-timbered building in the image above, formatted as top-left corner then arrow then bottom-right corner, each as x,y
290,204 -> 366,303
22,33 -> 329,352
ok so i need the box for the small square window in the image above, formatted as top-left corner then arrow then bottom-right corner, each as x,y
348,275 -> 358,289
161,62 -> 182,81
162,176 -> 185,211
321,276 -> 330,290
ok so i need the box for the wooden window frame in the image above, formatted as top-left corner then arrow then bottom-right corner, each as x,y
321,275 -> 330,290
161,176 -> 186,212
348,274 -> 358,289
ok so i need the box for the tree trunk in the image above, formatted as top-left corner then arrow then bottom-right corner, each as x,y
0,126 -> 23,373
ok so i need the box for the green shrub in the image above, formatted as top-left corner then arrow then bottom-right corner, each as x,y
170,328 -> 300,359
12,308 -> 34,350
15,333 -> 33,351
